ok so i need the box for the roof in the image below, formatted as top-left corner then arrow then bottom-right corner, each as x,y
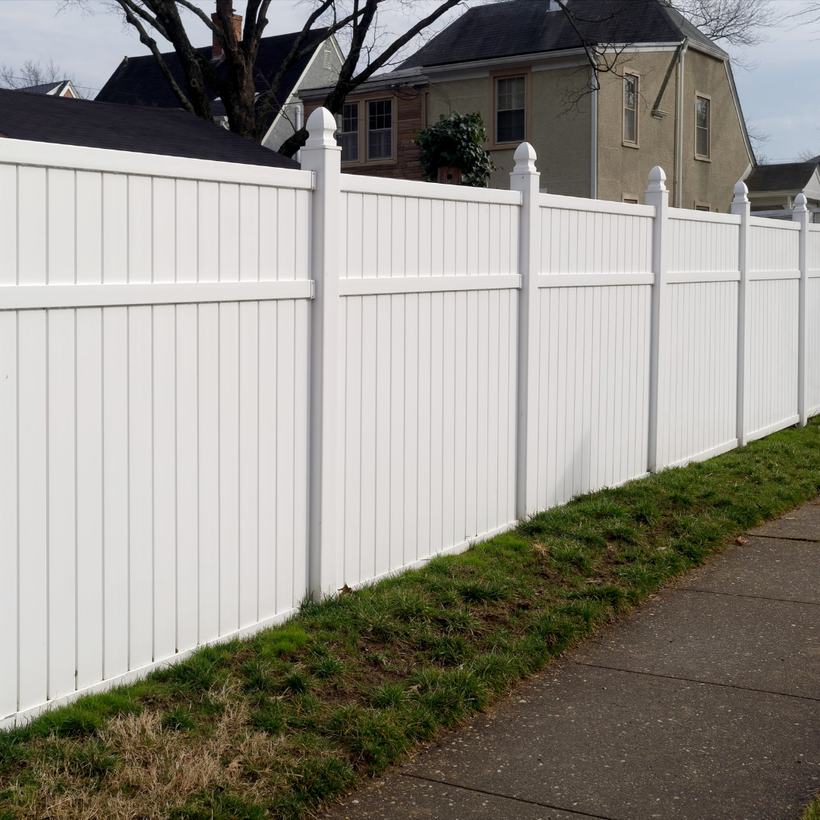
745,162 -> 820,194
0,87 -> 298,169
97,29 -> 329,122
401,0 -> 728,70
18,80 -> 76,97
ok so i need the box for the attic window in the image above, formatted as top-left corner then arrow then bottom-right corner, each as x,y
324,49 -> 332,70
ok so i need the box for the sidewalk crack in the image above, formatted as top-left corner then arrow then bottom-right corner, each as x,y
399,772 -> 619,820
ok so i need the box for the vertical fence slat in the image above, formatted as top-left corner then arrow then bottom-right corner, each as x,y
47,309 -> 77,700
0,312 -> 18,718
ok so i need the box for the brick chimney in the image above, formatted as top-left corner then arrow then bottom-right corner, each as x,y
211,8 -> 242,58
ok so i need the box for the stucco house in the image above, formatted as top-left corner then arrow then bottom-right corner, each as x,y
301,0 -> 754,212
96,24 -> 343,154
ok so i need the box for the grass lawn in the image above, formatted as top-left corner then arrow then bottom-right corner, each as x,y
3,419 -> 820,819
804,797 -> 820,820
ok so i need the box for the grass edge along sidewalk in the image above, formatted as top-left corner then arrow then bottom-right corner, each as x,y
3,420 -> 820,820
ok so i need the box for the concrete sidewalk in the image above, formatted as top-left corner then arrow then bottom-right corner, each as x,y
322,499 -> 820,820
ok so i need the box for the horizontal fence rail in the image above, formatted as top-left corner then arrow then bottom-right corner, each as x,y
2,112 -> 819,729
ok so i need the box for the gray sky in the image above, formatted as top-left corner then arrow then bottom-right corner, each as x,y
0,0 -> 816,163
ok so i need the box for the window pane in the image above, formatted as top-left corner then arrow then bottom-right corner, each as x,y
625,76 -> 637,110
624,111 -> 636,143
497,109 -> 525,144
338,103 -> 359,163
367,99 -> 392,160
696,97 -> 709,130
697,127 -> 708,157
496,76 -> 525,143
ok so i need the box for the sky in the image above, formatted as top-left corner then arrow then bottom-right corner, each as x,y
0,0 -> 817,163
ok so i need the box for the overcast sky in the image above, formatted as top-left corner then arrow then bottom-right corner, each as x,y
0,0 -> 816,163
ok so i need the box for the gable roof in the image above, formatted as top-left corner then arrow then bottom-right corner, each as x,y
97,29 -> 329,122
0,87 -> 298,169
18,80 -> 80,98
745,162 -> 820,194
401,0 -> 727,70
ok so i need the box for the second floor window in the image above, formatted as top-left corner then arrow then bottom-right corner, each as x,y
624,74 -> 638,144
368,99 -> 393,160
496,76 -> 526,143
696,95 -> 710,158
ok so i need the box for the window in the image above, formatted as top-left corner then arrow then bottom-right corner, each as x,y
623,196 -> 639,205
623,74 -> 638,145
496,76 -> 526,143
338,103 -> 359,163
695,202 -> 711,212
696,94 -> 710,159
368,99 -> 393,160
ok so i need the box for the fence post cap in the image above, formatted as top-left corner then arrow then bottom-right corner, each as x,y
646,166 -> 667,193
512,142 -> 538,175
794,192 -> 809,212
305,107 -> 338,149
732,180 -> 749,204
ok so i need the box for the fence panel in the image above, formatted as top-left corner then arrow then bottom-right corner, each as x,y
660,211 -> 740,467
534,197 -> 653,508
0,143 -> 314,728
806,225 -> 820,415
336,178 -> 521,586
746,217 -> 800,439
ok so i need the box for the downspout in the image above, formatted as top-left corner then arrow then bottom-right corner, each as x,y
675,38 -> 688,208
590,66 -> 598,199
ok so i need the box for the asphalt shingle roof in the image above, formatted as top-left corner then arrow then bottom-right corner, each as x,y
745,162 -> 820,193
96,29 -> 328,126
401,0 -> 727,70
0,87 -> 299,169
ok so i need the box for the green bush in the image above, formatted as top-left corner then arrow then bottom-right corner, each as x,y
415,112 -> 494,187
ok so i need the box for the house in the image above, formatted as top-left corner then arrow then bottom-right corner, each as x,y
18,80 -> 83,99
0,86 -> 298,169
301,0 -> 754,212
744,161 -> 820,222
96,24 -> 343,154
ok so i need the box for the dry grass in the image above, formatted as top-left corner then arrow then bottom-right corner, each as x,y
6,686 -> 296,819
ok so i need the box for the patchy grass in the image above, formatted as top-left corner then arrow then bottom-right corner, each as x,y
803,795 -> 820,820
2,419 -> 820,819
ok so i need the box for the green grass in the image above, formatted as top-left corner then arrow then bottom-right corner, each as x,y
803,795 -> 820,820
3,419 -> 820,819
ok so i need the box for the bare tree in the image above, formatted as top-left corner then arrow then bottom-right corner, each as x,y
670,0 -> 780,47
0,59 -> 77,90
63,0 -> 471,156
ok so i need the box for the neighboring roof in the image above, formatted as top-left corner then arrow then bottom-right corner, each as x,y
745,162 -> 820,194
401,0 -> 728,70
18,80 -> 79,97
0,87 -> 298,169
97,29 -> 329,121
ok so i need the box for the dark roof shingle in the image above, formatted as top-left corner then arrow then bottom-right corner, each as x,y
745,162 -> 820,193
96,29 -> 328,127
401,0 -> 727,70
0,87 -> 298,169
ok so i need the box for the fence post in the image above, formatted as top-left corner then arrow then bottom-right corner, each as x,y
794,193 -> 810,427
732,180 -> 751,445
645,166 -> 669,473
510,143 -> 542,520
301,108 -> 342,599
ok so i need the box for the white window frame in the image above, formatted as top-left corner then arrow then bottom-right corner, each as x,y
623,72 -> 639,147
695,92 -> 711,160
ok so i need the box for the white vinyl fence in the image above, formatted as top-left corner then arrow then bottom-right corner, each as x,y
1,109 -> 818,729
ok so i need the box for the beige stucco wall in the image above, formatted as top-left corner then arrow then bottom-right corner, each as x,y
597,47 -> 751,212
681,50 -> 752,212
426,66 -> 592,196
596,50 -> 678,204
